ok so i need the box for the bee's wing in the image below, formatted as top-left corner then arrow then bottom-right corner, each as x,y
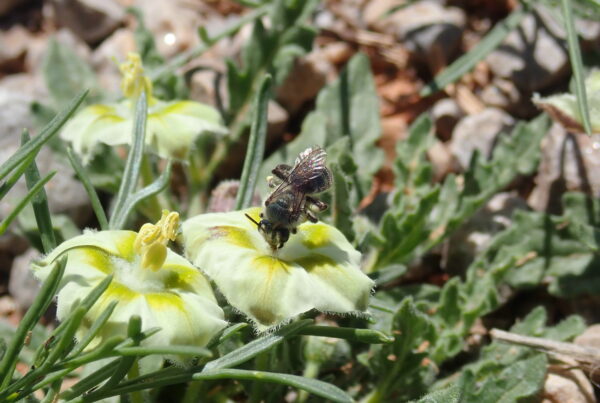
264,180 -> 294,206
288,146 -> 328,186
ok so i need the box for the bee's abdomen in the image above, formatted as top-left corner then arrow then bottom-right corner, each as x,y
297,169 -> 332,194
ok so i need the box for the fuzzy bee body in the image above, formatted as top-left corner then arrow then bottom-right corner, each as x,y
247,146 -> 332,250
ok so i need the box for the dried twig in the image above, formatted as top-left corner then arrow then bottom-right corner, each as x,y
490,328 -> 600,377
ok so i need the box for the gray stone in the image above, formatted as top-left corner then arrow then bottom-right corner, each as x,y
480,78 -> 537,118
486,10 -> 569,92
132,0 -> 208,58
51,0 -> 125,45
0,26 -> 30,73
528,123 -> 600,213
430,98 -> 464,141
450,108 -> 515,170
0,87 -> 91,225
189,69 -> 220,107
276,53 -> 330,114
8,248 -> 41,311
267,101 -> 289,140
366,0 -> 466,72
90,28 -> 135,94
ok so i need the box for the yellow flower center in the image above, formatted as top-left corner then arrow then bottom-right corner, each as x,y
134,210 -> 180,271
119,52 -> 153,100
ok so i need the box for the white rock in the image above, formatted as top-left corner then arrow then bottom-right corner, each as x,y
8,248 -> 41,311
276,52 -> 331,114
486,9 -> 569,92
528,123 -> 600,212
450,108 -> 515,170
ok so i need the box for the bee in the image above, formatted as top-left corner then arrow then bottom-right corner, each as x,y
246,146 -> 332,250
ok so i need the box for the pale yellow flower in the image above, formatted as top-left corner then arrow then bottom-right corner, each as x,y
60,53 -> 227,163
32,211 -> 227,353
182,208 -> 374,331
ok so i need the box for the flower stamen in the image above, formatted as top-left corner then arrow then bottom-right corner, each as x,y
134,210 -> 180,271
119,52 -> 153,100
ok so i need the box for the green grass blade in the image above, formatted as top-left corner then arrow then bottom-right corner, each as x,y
60,359 -> 121,400
203,319 -> 313,371
235,75 -> 271,210
298,325 -> 393,344
0,171 -> 55,236
66,147 -> 109,230
0,154 -> 35,201
39,306 -> 87,369
112,161 -> 172,230
98,316 -> 142,391
22,131 -> 57,253
115,345 -> 212,358
0,90 -> 88,181
561,0 -> 593,135
206,323 -> 248,349
109,91 -> 148,229
421,6 -> 527,97
67,301 -> 118,358
0,256 -> 66,388
194,369 -> 353,403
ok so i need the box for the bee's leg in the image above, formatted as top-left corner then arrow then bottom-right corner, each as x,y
272,164 -> 292,181
305,196 -> 328,212
305,210 -> 318,223
290,227 -> 297,234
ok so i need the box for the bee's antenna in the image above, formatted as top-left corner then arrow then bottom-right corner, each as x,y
244,213 -> 260,227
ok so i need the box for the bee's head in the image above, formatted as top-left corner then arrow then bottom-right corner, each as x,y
244,213 -> 289,250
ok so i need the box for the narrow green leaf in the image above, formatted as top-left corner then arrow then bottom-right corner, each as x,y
203,319 -> 313,371
100,316 -> 142,390
206,323 -> 249,349
115,345 -> 212,358
22,131 -> 57,253
60,359 -> 121,400
0,90 -> 88,181
109,91 -> 148,229
298,325 -> 393,344
0,257 -> 66,388
112,161 -> 172,230
0,154 -> 35,201
67,302 -> 119,358
0,172 -> 55,236
235,75 -> 272,210
39,306 -> 86,369
421,6 -> 527,96
194,369 -> 353,403
66,147 -> 108,230
561,0 -> 592,135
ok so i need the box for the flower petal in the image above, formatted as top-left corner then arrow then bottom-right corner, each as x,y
182,209 -> 374,330
60,103 -> 131,164
147,100 -> 227,160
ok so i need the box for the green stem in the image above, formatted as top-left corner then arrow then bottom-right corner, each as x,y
249,352 -> 269,403
139,156 -> 164,220
128,359 -> 144,403
182,380 -> 206,403
297,361 -> 320,403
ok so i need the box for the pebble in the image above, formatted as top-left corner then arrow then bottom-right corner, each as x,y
8,248 -> 41,312
528,123 -> 600,213
449,108 -> 515,170
486,9 -> 569,92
